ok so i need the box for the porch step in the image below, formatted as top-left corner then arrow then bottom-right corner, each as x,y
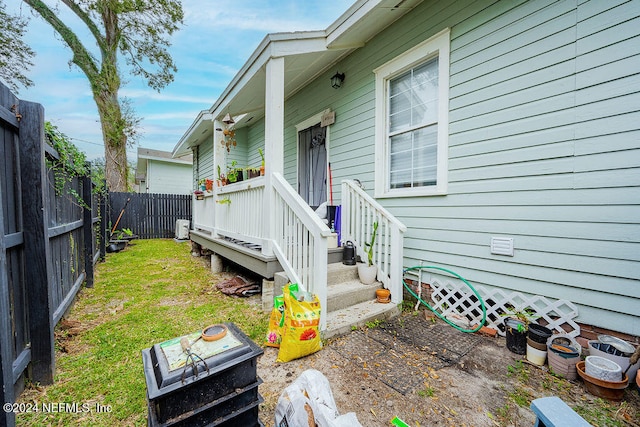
324,299 -> 400,340
326,279 -> 379,312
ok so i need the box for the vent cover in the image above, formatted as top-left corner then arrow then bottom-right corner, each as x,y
490,237 -> 514,256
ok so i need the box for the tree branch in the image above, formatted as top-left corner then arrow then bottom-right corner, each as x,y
23,0 -> 100,82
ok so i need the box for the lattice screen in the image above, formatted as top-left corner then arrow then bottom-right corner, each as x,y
425,275 -> 581,337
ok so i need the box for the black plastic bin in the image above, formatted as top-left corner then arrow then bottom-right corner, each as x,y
142,322 -> 263,426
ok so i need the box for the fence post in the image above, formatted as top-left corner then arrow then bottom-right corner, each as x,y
99,184 -> 107,260
18,101 -> 55,385
83,173 -> 94,288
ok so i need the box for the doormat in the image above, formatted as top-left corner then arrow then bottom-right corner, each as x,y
333,316 -> 483,395
374,315 -> 483,365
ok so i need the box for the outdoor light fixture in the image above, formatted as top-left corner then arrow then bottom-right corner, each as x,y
222,113 -> 235,125
330,72 -> 345,89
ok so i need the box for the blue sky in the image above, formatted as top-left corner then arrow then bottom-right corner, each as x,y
7,0 -> 355,161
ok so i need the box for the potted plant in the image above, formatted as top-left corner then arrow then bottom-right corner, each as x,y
357,221 -> 379,285
258,148 -> 265,175
197,179 -> 206,191
227,161 -> 238,183
194,190 -> 205,200
205,179 -> 213,191
502,308 -> 538,355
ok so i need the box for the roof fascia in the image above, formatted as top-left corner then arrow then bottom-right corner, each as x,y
173,110 -> 213,157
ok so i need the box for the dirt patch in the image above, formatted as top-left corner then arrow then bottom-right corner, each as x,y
257,313 -> 640,427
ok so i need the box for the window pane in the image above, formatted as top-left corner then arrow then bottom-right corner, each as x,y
386,55 -> 441,191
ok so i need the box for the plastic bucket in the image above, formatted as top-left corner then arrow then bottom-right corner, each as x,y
526,344 -> 547,366
527,323 -> 552,344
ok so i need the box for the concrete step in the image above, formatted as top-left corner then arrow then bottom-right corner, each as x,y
327,262 -> 359,284
324,299 -> 400,340
326,279 -> 380,312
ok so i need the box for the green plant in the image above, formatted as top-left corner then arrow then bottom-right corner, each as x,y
501,307 -> 538,332
416,386 -> 436,398
227,160 -> 239,182
258,148 -> 265,166
45,121 -> 89,203
365,318 -> 382,329
217,164 -> 222,180
364,221 -> 378,266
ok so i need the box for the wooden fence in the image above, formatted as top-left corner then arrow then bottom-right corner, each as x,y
0,83 -> 102,426
108,192 -> 191,239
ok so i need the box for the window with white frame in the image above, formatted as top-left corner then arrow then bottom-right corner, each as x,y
374,28 -> 450,197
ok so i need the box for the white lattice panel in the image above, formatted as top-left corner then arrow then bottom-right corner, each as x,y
428,277 -> 580,337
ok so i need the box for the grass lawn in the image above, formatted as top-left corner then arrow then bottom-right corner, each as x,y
16,239 -> 268,426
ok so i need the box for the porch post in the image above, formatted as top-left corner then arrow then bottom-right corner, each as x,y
212,118 -> 225,238
262,56 -> 285,256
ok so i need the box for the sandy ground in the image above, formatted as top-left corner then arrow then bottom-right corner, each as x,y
256,312 -> 640,427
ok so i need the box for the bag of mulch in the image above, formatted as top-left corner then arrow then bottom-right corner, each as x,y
276,283 -> 322,363
265,295 -> 285,348
274,369 -> 362,427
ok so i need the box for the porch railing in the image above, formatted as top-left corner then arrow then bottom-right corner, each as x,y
193,193 -> 215,233
341,180 -> 407,304
214,177 -> 268,247
271,172 -> 331,331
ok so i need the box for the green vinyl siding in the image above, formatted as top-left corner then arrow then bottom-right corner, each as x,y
283,0 -> 640,335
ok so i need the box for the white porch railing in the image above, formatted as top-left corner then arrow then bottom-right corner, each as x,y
341,180 -> 407,304
271,172 -> 331,331
215,177 -> 268,247
193,193 -> 215,233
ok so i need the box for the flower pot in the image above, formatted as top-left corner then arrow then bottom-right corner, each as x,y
547,336 -> 581,380
576,361 -> 628,401
504,317 -> 527,355
528,323 -> 552,344
526,343 -> 547,366
375,288 -> 391,304
588,340 -> 639,383
357,263 -> 377,285
585,356 -> 622,382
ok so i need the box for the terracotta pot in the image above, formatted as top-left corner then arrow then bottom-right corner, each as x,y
576,360 -> 628,401
375,288 -> 390,303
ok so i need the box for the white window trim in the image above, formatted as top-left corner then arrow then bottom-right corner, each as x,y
374,28 -> 450,198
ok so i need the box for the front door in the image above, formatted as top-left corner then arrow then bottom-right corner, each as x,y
297,123 -> 327,208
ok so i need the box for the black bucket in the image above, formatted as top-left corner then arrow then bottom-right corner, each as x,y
504,318 -> 527,355
528,323 -> 552,344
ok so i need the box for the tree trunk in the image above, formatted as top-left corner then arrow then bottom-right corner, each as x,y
96,93 -> 128,192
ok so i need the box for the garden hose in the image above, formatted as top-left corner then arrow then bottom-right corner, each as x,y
403,265 -> 486,333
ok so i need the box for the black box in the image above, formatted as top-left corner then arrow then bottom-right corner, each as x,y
142,322 -> 263,426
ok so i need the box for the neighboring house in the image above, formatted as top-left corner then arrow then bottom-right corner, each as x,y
136,147 -> 193,194
173,0 -> 639,337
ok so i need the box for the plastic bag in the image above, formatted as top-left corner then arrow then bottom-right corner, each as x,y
265,295 -> 285,347
275,369 -> 362,427
276,283 -> 322,363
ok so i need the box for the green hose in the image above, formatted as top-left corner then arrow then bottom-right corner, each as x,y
403,265 -> 486,333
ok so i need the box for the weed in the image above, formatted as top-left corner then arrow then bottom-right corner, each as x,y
365,319 -> 382,329
506,360 -> 529,383
507,387 -> 531,408
416,386 -> 436,398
